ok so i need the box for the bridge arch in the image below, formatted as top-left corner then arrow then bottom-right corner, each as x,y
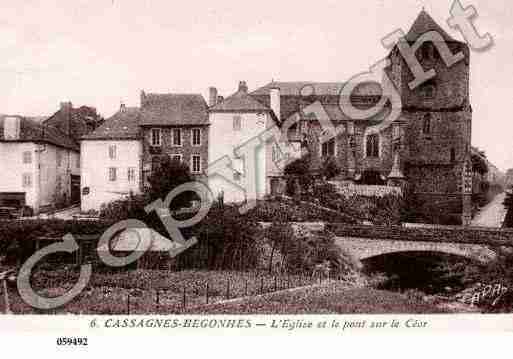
337,237 -> 497,264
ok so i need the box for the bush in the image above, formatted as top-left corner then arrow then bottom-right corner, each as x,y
99,192 -> 149,223
284,156 -> 313,196
264,222 -> 360,276
146,156 -> 197,209
321,157 -> 341,180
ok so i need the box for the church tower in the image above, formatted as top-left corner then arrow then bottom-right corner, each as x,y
385,10 -> 472,224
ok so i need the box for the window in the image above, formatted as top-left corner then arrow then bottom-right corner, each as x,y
423,85 -> 435,99
450,148 -> 456,163
422,114 -> 431,134
108,167 -> 117,182
321,138 -> 336,157
233,116 -> 241,131
22,151 -> 32,164
22,173 -> 32,188
76,156 -> 80,169
233,171 -> 242,181
56,151 -> 62,167
172,128 -> 182,146
272,143 -> 282,163
191,155 -> 201,173
289,123 -> 298,136
128,167 -> 136,182
192,128 -> 201,146
171,154 -> 182,163
151,128 -> 161,146
366,134 -> 379,158
108,145 -> 117,159
151,156 -> 161,172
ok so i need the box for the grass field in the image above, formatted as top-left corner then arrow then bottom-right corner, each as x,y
186,282 -> 448,314
0,269 -> 320,314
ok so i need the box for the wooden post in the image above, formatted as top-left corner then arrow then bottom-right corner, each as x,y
274,276 -> 277,292
244,280 -> 248,297
226,279 -> 230,299
2,279 -> 11,314
127,294 -> 130,315
260,277 -> 264,294
156,290 -> 160,306
206,282 -> 209,304
182,286 -> 186,310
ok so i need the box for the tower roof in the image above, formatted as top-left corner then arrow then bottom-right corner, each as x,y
405,9 -> 457,42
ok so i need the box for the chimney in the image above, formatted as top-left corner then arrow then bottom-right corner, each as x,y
209,87 -> 218,107
140,90 -> 147,108
238,81 -> 248,93
3,116 -> 21,140
270,87 -> 280,120
120,102 -> 126,112
60,101 -> 72,111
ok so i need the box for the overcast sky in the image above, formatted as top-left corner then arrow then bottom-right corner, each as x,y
1,0 -> 511,170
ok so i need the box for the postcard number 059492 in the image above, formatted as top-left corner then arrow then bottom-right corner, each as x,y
56,337 -> 88,346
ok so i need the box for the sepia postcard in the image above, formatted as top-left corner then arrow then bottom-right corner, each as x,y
0,0 -> 512,355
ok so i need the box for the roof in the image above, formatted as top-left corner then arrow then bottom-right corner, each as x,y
250,81 -> 384,122
140,93 -> 209,126
0,115 -> 79,151
251,82 -> 346,96
404,9 -> 457,42
43,104 -> 103,142
210,88 -> 270,112
82,107 -> 141,140
250,81 -> 383,97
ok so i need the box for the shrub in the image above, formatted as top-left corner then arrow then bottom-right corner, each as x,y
265,223 -> 360,276
99,192 -> 149,223
146,156 -> 197,209
284,156 -> 313,196
321,157 -> 341,180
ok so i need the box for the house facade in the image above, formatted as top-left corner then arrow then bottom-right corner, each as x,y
139,91 -> 209,187
80,105 -> 143,211
0,115 -> 80,214
207,81 -> 282,203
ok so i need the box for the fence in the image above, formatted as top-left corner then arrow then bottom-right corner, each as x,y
328,182 -> 402,198
0,268 -> 343,314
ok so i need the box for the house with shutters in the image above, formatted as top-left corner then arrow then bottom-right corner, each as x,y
80,92 -> 210,211
207,81 -> 283,203
139,91 -> 209,186
0,115 -> 81,214
80,105 -> 143,212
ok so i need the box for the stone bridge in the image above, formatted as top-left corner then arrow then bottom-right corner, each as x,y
335,237 -> 497,263
287,223 -> 513,264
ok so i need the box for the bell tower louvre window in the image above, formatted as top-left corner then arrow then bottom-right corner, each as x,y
366,134 -> 379,158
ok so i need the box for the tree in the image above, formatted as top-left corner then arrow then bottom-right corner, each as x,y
284,155 -> 313,196
321,156 -> 341,180
146,156 -> 196,210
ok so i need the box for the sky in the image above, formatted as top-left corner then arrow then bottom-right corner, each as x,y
0,0 -> 512,171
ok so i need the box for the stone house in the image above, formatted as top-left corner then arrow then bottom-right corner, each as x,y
139,91 -> 209,187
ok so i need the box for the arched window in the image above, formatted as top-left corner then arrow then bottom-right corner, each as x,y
422,114 -> 431,134
366,134 -> 379,158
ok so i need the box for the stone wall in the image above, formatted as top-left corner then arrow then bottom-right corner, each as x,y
327,223 -> 513,246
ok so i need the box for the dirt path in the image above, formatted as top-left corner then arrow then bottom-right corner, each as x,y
471,192 -> 507,228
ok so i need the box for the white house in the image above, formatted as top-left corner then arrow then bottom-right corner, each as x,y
80,105 -> 143,212
0,115 -> 80,214
207,81 -> 285,203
